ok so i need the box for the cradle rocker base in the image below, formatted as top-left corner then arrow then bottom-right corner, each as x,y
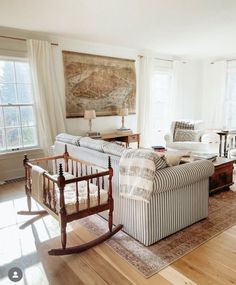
48,224 -> 123,256
17,210 -> 48,216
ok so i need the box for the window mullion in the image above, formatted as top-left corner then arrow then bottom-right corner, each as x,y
2,107 -> 7,151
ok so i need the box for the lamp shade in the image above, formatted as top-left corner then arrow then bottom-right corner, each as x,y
84,110 -> 96,120
118,108 -> 128,116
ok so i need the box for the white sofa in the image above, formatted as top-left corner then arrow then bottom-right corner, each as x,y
54,134 -> 214,246
164,120 -> 219,154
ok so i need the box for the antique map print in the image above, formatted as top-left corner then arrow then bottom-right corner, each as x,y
63,51 -> 136,117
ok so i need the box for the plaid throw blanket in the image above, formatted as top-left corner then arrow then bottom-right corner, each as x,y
119,149 -> 167,203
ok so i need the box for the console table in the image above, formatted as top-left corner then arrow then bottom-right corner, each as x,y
101,132 -> 140,148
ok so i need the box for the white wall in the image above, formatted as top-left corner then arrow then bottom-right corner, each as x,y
173,60 -> 204,121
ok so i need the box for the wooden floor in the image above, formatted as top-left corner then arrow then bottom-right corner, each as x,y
0,181 -> 236,285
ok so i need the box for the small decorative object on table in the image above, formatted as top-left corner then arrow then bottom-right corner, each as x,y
192,153 -> 217,162
84,110 -> 97,136
152,146 -> 166,152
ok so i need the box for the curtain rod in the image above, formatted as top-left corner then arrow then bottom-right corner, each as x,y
0,35 -> 59,46
138,55 -> 187,63
138,55 -> 172,62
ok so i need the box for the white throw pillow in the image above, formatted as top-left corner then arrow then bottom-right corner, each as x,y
164,154 -> 182,166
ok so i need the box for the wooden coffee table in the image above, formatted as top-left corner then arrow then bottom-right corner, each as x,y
209,157 -> 236,194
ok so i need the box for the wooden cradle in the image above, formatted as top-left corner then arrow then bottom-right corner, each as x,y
18,146 -> 122,255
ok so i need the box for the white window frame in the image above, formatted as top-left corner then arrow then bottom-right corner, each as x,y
0,56 -> 39,153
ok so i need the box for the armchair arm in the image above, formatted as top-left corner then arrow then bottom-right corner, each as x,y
164,133 -> 173,143
201,132 -> 219,143
153,160 -> 214,194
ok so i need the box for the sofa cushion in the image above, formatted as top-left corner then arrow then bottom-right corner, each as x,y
164,153 -> 182,166
102,142 -> 125,157
56,133 -> 82,146
174,129 -> 202,142
79,137 -> 105,152
153,152 -> 169,170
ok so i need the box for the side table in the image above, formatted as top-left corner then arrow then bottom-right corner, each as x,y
209,157 -> 235,194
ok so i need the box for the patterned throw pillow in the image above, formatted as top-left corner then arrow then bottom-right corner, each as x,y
174,129 -> 202,142
173,121 -> 194,141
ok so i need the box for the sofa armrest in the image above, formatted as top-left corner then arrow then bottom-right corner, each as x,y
153,160 -> 214,194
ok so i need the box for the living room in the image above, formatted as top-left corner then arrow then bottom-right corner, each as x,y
1,1 -> 236,284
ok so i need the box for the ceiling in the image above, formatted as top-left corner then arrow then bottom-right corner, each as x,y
1,0 -> 236,58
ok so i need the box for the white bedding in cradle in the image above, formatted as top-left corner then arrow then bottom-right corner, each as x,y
31,168 -> 108,214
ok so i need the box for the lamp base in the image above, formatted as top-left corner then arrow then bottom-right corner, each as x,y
116,128 -> 132,135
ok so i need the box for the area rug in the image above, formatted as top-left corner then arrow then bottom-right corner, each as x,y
79,190 -> 236,278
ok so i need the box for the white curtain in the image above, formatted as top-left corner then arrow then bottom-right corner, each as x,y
202,61 -> 227,129
171,60 -> 185,120
137,56 -> 153,147
27,39 -> 66,154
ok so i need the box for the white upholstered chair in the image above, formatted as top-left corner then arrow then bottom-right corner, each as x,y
164,120 -> 219,154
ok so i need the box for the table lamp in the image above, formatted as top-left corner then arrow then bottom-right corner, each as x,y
117,108 -> 130,131
84,110 -> 96,136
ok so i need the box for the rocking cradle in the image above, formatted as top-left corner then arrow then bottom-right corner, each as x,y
18,146 -> 123,255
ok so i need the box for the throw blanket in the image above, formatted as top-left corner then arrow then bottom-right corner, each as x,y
31,165 -> 45,203
119,149 -> 167,203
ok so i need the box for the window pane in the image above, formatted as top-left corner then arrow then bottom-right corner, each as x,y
0,84 -> 17,104
20,106 -> 35,126
0,61 -> 15,83
3,107 -> 20,127
6,128 -> 21,149
0,128 -> 6,150
22,127 -> 37,147
0,59 -> 37,152
15,61 -> 31,83
17,84 -> 33,104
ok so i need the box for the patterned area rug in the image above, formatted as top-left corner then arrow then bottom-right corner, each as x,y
79,190 -> 236,278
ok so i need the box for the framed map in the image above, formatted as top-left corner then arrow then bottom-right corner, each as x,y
62,51 -> 136,118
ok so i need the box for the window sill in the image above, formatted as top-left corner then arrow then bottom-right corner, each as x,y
0,147 -> 43,160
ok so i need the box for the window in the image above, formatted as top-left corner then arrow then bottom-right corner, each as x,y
150,60 -> 173,146
0,58 -> 38,152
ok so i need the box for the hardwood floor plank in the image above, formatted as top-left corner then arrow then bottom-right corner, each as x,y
172,259 -> 221,285
160,267 -> 198,285
173,247 -> 236,285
